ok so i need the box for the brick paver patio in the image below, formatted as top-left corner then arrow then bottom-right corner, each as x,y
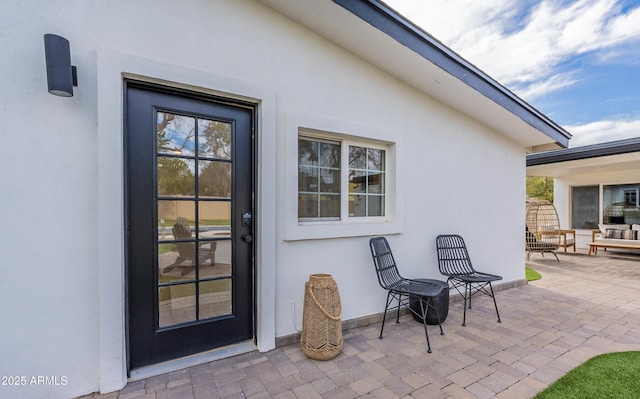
81,249 -> 640,398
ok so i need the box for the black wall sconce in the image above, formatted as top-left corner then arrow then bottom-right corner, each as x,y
44,34 -> 78,97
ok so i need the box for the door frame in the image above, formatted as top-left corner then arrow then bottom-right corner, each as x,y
95,52 -> 278,391
123,80 -> 258,371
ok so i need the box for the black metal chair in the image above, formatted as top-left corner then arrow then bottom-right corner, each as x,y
435,234 -> 502,326
369,236 -> 444,353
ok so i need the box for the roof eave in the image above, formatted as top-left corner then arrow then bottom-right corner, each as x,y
527,137 -> 640,167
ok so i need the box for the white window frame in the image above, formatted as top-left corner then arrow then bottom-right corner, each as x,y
284,112 -> 403,241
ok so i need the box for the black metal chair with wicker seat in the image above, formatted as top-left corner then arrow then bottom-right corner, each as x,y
369,236 -> 445,353
435,234 -> 502,326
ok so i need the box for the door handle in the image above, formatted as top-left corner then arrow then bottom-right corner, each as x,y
242,234 -> 253,243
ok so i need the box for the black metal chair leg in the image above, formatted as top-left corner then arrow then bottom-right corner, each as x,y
419,299 -> 432,353
429,298 -> 444,336
489,282 -> 501,323
462,283 -> 469,326
379,291 -> 393,339
396,293 -> 402,324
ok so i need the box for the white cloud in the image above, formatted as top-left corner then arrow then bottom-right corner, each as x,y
566,118 -> 640,147
385,0 -> 640,97
515,72 -> 578,100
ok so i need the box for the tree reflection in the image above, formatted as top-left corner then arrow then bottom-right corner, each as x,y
199,120 -> 231,159
199,161 -> 231,198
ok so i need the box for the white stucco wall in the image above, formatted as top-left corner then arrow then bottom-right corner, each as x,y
0,1 -> 528,398
555,170 -> 640,248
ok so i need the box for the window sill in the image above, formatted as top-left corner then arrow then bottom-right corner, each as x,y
284,218 -> 402,241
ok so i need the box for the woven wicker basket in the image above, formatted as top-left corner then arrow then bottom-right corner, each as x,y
301,274 -> 343,360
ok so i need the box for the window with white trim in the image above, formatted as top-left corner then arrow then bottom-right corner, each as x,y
297,135 -> 387,222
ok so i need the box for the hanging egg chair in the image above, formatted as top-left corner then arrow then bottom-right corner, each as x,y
525,200 -> 560,261
603,201 -> 640,225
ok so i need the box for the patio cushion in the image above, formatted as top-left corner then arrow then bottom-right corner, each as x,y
599,224 -> 630,235
606,229 -> 638,240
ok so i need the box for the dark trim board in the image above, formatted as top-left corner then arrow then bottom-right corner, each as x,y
527,137 -> 640,166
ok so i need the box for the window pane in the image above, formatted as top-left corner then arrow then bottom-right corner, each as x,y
298,166 -> 317,192
158,284 -> 196,327
158,243 -> 194,283
319,194 -> 340,218
198,201 -> 231,235
349,146 -> 366,169
298,137 -> 341,220
298,139 -> 318,166
603,184 -> 640,224
320,169 -> 340,193
299,194 -> 318,218
350,194 -> 366,217
198,161 -> 231,198
158,201 -> 195,242
157,157 -> 195,196
199,279 -> 232,319
368,195 -> 385,217
198,119 -> 231,159
571,186 -> 599,229
349,171 -> 366,194
199,240 -> 231,278
348,145 -> 386,218
319,142 -> 340,168
367,148 -> 384,171
368,172 -> 384,194
157,112 -> 195,156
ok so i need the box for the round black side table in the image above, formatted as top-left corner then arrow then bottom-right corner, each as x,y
409,278 -> 449,325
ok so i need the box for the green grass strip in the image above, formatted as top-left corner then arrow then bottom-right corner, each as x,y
526,267 -> 542,281
534,351 -> 640,399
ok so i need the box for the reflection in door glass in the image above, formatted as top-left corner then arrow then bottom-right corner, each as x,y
198,119 -> 232,159
157,113 -> 196,156
156,111 -> 236,329
158,284 -> 196,328
157,157 -> 195,196
199,279 -> 232,319
198,161 -> 231,198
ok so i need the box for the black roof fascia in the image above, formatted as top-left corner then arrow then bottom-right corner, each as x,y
332,0 -> 571,147
527,137 -> 640,166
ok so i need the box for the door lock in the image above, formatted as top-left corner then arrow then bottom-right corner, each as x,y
242,211 -> 252,227
242,234 -> 253,243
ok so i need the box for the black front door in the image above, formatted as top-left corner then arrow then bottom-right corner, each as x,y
126,83 -> 254,369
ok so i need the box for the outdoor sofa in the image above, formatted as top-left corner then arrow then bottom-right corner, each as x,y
589,224 -> 640,255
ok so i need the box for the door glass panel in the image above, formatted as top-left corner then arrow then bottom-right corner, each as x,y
198,119 -> 232,159
199,240 -> 232,278
198,161 -> 231,198
157,156 -> 195,196
158,284 -> 196,328
199,279 -> 232,319
198,201 -> 231,237
158,242 -> 196,283
158,200 -> 195,242
157,113 -> 196,156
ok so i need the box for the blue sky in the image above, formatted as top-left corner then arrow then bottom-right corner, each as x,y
385,0 -> 640,147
